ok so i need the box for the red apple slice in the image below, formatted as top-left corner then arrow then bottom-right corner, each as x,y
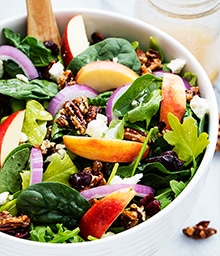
159,73 -> 186,130
63,136 -> 149,163
61,15 -> 90,67
79,187 -> 136,239
0,110 -> 25,167
75,60 -> 139,92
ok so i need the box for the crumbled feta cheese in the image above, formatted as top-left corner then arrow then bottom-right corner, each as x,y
112,57 -> 118,63
16,74 -> 29,83
190,95 -> 209,119
86,114 -> 108,138
0,191 -> 9,205
19,132 -> 28,143
0,60 -> 4,78
49,61 -> 64,82
102,231 -> 115,238
167,58 -> 186,74
110,173 -> 143,185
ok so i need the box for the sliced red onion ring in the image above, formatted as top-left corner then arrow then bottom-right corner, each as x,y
80,183 -> 155,201
0,45 -> 38,80
106,83 -> 130,123
47,84 -> 98,116
30,147 -> 43,185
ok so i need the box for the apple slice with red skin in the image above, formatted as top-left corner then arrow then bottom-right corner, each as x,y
0,110 -> 25,167
159,73 -> 186,130
75,60 -> 139,92
63,136 -> 149,163
79,187 -> 136,240
61,15 -> 90,67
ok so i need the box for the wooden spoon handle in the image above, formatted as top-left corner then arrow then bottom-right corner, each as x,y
26,0 -> 61,46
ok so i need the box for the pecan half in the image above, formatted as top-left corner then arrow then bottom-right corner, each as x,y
182,221 -> 217,239
124,127 -> 146,143
58,70 -> 75,90
121,203 -> 146,229
0,211 -> 30,238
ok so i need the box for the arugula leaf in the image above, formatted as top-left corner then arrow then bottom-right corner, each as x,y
164,113 -> 209,166
22,100 -> 52,145
43,153 -> 78,185
104,119 -> 125,139
170,180 -> 186,197
67,38 -> 141,74
30,224 -> 84,243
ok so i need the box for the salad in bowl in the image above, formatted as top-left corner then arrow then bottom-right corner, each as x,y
0,8 -> 218,256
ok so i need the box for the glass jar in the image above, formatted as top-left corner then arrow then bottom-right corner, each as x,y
134,0 -> 220,83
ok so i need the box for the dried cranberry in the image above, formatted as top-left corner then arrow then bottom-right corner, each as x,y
146,150 -> 184,171
44,40 -> 59,56
69,172 -> 92,191
138,193 -> 160,217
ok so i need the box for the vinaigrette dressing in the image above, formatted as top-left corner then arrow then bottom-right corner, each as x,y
134,0 -> 220,83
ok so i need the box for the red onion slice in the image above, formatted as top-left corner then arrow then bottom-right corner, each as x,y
47,84 -> 98,116
30,147 -> 43,185
106,83 -> 130,123
0,45 -> 38,80
80,183 -> 155,200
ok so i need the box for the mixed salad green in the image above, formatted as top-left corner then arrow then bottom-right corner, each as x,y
0,19 -> 210,243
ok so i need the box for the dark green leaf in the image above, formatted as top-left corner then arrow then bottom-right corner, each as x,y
68,38 -> 141,74
16,182 -> 91,229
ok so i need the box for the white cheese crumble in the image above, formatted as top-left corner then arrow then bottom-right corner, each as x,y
0,191 -> 9,205
19,132 -> 28,143
110,173 -> 143,185
0,60 -> 4,78
86,114 -> 108,138
167,58 -> 186,74
49,61 -> 64,82
16,74 -> 29,83
190,95 -> 209,119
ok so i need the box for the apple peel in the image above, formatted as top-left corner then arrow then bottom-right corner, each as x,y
0,110 -> 25,167
159,73 -> 186,130
63,136 -> 149,163
79,187 -> 136,239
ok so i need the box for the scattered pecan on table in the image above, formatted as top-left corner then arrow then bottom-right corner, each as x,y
182,221 -> 217,239
216,113 -> 220,152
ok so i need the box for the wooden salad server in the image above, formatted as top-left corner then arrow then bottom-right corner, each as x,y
26,0 -> 61,47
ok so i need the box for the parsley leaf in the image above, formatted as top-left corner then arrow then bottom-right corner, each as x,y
163,113 -> 209,166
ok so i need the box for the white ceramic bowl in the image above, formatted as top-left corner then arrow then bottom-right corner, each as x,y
0,8 -> 218,256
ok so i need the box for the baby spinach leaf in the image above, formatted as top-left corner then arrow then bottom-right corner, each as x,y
43,152 -> 78,185
3,28 -> 55,67
113,74 -> 162,117
0,144 -> 31,193
124,89 -> 162,127
0,79 -> 58,100
22,100 -> 52,145
164,113 -> 210,166
16,182 -> 91,229
67,38 -> 141,74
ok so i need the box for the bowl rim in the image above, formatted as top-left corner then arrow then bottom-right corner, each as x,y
0,7 -> 218,248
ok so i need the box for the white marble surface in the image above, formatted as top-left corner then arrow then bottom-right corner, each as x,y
0,0 -> 219,255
